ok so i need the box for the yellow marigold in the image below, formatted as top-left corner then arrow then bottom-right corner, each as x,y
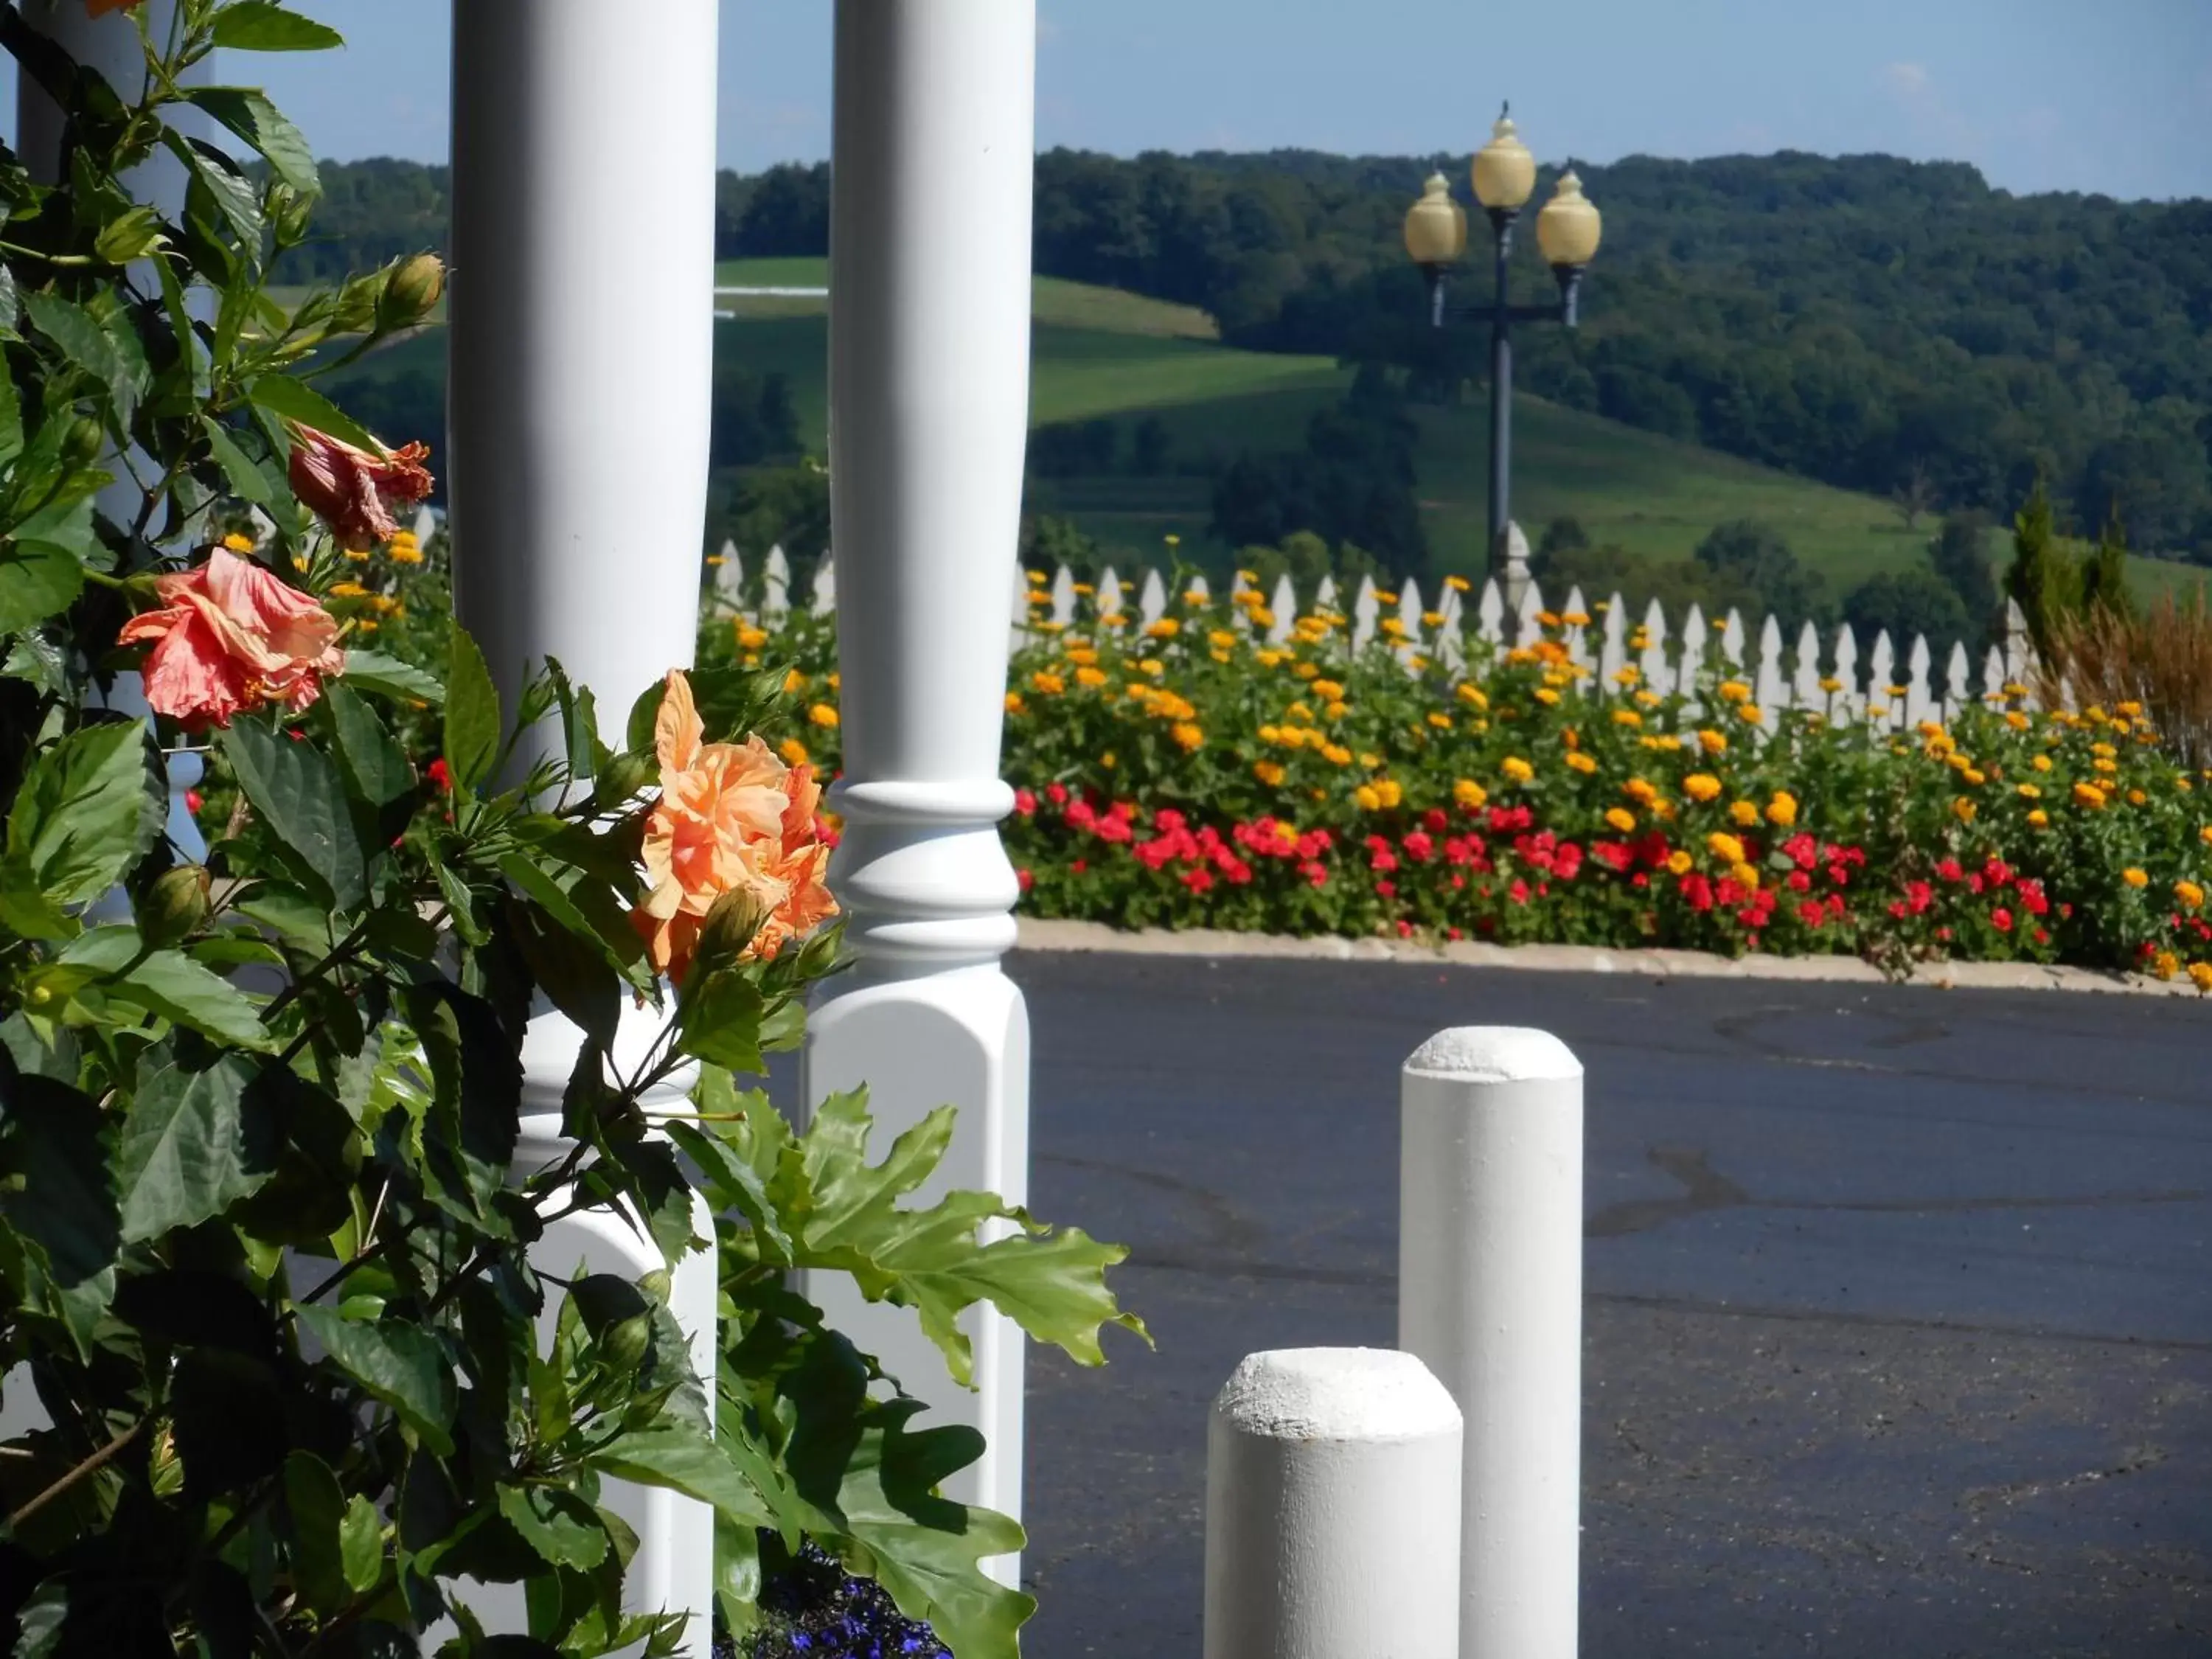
1076,666 -> 1107,688
1734,703 -> 1764,725
1818,675 -> 1842,694
1604,807 -> 1637,833
1422,610 -> 1444,627
737,623 -> 768,650
1767,791 -> 1798,827
1171,720 -> 1205,751
1453,778 -> 1489,809
1375,779 -> 1404,808
2202,825 -> 2212,846
1699,729 -> 1728,756
1324,743 -> 1353,766
1706,831 -> 1747,865
2005,711 -> 2030,731
2028,809 -> 2050,828
1004,691 -> 1024,715
1455,682 -> 1488,709
1067,646 -> 1099,666
2191,961 -> 2212,994
1254,759 -> 1286,787
2153,951 -> 2182,981
2127,788 -> 2147,806
2031,754 -> 2052,773
1030,670 -> 1065,695
1624,777 -> 1658,805
1952,796 -> 1975,824
808,702 -> 840,728
1326,701 -> 1349,720
1312,678 -> 1345,700
2073,782 -> 2107,809
1613,709 -> 1643,728
1729,862 -> 1761,891
1140,658 -> 1165,677
2177,880 -> 2205,909
1208,629 -> 1237,650
1101,751 -> 1117,768
1563,610 -> 1591,627
1666,850 -> 1694,875
1354,784 -> 1382,811
1718,680 -> 1751,703
1501,756 -> 1534,785
1144,618 -> 1180,639
1613,665 -> 1642,687
1683,773 -> 1722,802
1427,712 -> 1453,730
1444,574 -> 1472,592
1071,582 -> 1094,597
1730,800 -> 1760,827
1534,687 -> 1562,706
2017,782 -> 2041,799
779,737 -> 809,767
2123,866 -> 2149,888
1963,768 -> 1986,787
1565,751 -> 1599,774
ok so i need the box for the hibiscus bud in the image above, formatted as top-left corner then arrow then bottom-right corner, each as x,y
63,417 -> 105,468
328,273 -> 383,337
378,254 -> 445,330
140,863 -> 212,947
692,886 -> 772,975
595,749 -> 657,804
637,1269 -> 671,1304
599,1312 -> 653,1373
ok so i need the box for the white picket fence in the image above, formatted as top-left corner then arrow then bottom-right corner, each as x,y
707,540 -> 2040,733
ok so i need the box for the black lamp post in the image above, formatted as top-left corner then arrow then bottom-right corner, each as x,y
1404,107 -> 1602,597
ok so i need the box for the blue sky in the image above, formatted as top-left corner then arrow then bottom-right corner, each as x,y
11,1 -> 2211,199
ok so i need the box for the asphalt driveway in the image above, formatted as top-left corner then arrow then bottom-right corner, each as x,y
1010,950 -> 2212,1658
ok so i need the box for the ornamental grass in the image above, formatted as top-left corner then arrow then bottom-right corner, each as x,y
705,581 -> 2212,985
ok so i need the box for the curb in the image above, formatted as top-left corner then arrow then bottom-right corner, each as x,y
1012,917 -> 2203,999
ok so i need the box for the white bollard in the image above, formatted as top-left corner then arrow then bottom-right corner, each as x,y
1204,1348 -> 1463,1659
1398,1029 -> 1584,1659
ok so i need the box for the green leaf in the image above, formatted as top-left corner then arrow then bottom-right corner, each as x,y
318,679 -> 414,807
341,648 -> 442,706
223,717 -> 367,911
234,882 -> 335,949
187,87 -> 319,195
211,3 -> 345,50
496,1486 -> 610,1571
5,720 -> 161,907
296,1304 -> 456,1455
443,627 -> 501,793
338,1494 -> 383,1594
21,289 -> 139,417
172,131 -> 264,248
200,415 -> 276,506
93,204 -> 167,265
588,1423 -> 774,1532
673,968 -> 765,1074
0,540 -> 86,633
116,1051 -> 276,1244
246,372 -> 381,453
62,930 -> 273,1050
282,1451 -> 349,1617
0,1074 -> 119,1299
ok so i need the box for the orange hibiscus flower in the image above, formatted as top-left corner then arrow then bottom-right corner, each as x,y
287,423 -> 434,551
84,0 -> 145,13
117,546 -> 345,728
631,669 -> 836,984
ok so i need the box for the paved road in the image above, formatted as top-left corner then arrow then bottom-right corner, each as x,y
1007,950 -> 2212,1658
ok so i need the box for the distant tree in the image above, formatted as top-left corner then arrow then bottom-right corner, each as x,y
1892,460 -> 1935,531
734,163 -> 831,257
1843,568 -> 1972,656
2075,397 -> 2212,557
2006,476 -> 2080,651
1238,530 -> 1380,600
1927,511 -> 1999,639
1207,388 -> 1426,577
1536,540 -> 1759,622
1019,512 -> 1101,580
1028,420 -> 1118,479
757,373 -> 801,457
1693,519 -> 1827,627
2082,504 -> 2132,619
1130,414 -> 1172,476
1537,516 -> 1590,564
712,462 -> 830,568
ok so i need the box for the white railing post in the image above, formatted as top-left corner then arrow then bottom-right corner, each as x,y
448,3 -> 721,1650
1399,1028 -> 1585,1659
1205,1349 -> 1463,1659
805,0 -> 1037,1563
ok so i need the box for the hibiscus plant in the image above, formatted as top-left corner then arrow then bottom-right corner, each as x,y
0,7 -> 1135,1658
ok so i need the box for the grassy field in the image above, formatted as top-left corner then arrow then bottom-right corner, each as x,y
327,272 -> 2201,604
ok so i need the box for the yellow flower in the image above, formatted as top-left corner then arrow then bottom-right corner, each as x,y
779,737 -> 809,767
1209,629 -> 1237,650
1534,687 -> 1561,706
1706,831 -> 1747,865
1381,617 -> 1408,640
1144,618 -> 1180,639
1354,784 -> 1382,811
808,702 -> 840,728
2192,962 -> 2212,994
1666,850 -> 1694,875
1818,675 -> 1842,694
1444,574 -> 1472,592
1453,778 -> 1488,809
1101,751 -> 1117,769
1071,582 -> 1094,597
1699,729 -> 1728,756
1427,712 -> 1453,731
1604,807 -> 1637,833
1140,658 -> 1165,677
1422,610 -> 1444,628
1254,759 -> 1286,787
782,667 -> 808,694
2028,809 -> 2050,828
327,580 -> 368,598
2154,950 -> 2183,981
221,532 -> 255,553
2127,788 -> 2147,806
2122,866 -> 2149,888
1952,796 -> 1975,824
1325,701 -> 1349,720
2005,711 -> 2030,731
1324,743 -> 1353,766
2073,782 -> 2107,809
2031,754 -> 2052,772
1624,777 -> 1658,805
1766,791 -> 1798,827
1963,769 -> 1986,787
1256,649 -> 1285,668
1076,666 -> 1107,688
1729,862 -> 1761,891
1613,666 -> 1641,688
1004,691 -> 1025,715
1718,680 -> 1751,703
1067,646 -> 1100,667
1501,757 -> 1534,785
2177,880 -> 2204,909
1730,800 -> 1760,827
1683,773 -> 1722,803
1375,779 -> 1403,808
737,623 -> 769,650
1565,751 -> 1599,774
1612,709 -> 1643,728
2202,825 -> 2212,846
1563,610 -> 1591,627
1170,721 -> 1205,753
2017,782 -> 2042,799
1734,703 -> 1764,726
1455,683 -> 1489,709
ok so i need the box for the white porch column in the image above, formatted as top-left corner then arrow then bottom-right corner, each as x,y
448,5 -> 720,1655
803,0 -> 1038,1559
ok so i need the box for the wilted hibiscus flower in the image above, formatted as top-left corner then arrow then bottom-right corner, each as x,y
117,543 -> 345,728
287,423 -> 434,551
631,669 -> 837,984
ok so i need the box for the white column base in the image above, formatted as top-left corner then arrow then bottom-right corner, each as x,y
799,964 -> 1031,1572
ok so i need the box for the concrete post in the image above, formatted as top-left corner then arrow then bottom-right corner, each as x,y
447,5 -> 720,1652
801,0 -> 1038,1560
1398,1028 -> 1585,1659
1204,1348 -> 1463,1659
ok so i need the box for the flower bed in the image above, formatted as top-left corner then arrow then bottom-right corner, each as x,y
737,578 -> 2212,984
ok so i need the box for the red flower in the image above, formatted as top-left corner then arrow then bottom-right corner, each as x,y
1717,877 -> 1746,908
1423,808 -> 1449,834
1046,782 -> 1069,807
1507,878 -> 1531,905
1786,869 -> 1811,893
426,757 -> 451,792
1014,787 -> 1037,816
1990,906 -> 2013,933
1935,858 -> 1964,884
1797,900 -> 1826,928
1402,830 -> 1434,863
1301,860 -> 1329,888
1396,919 -> 1415,938
1375,879 -> 1397,899
184,787 -> 204,815
1181,867 -> 1214,894
1070,858 -> 1087,874
1681,874 -> 1714,913
1905,880 -> 1933,915
1553,842 -> 1583,881
1017,867 -> 1034,893
287,425 -> 434,551
1983,858 -> 2013,887
1592,841 -> 1632,872
1154,807 -> 1186,833
1782,832 -> 1818,869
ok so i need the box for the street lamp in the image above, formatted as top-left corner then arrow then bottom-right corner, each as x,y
1405,105 -> 1601,600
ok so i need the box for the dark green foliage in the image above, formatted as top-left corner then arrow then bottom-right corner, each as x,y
2084,504 -> 2132,620
1531,537 -> 1757,622
1209,381 -> 1425,576
1928,512 -> 2000,638
1693,520 -> 1827,630
1843,567 -> 1973,655
2006,476 -> 2080,650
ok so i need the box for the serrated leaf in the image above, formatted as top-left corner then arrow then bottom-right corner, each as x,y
296,1304 -> 456,1455
62,928 -> 272,1050
211,3 -> 345,50
0,540 -> 86,633
588,1423 -> 773,1532
223,716 -> 367,911
116,1051 -> 276,1243
319,679 -> 414,806
201,415 -> 276,505
443,627 -> 500,791
187,86 -> 318,195
0,1074 -> 119,1298
341,648 -> 442,706
173,131 -> 264,248
5,719 -> 161,906
246,372 -> 381,453
496,1486 -> 609,1571
21,289 -> 136,417
673,968 -> 765,1074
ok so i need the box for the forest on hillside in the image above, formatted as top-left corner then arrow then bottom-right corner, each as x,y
284,148 -> 2212,563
